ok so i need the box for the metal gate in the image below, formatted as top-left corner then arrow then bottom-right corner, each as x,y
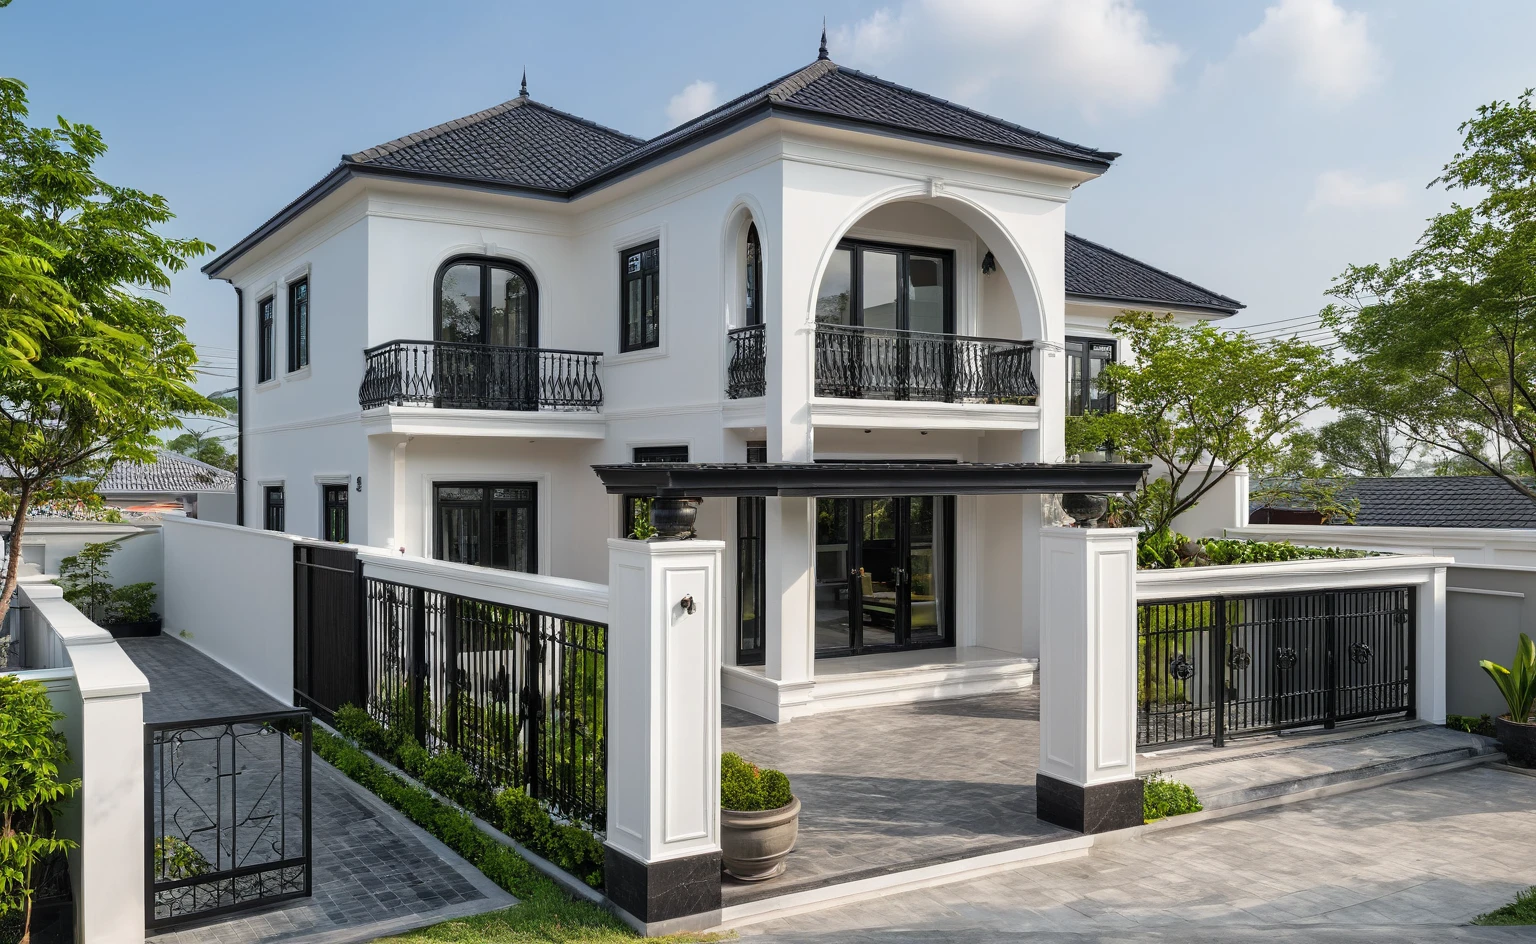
1138,587 -> 1415,748
293,543 -> 363,722
145,710 -> 312,929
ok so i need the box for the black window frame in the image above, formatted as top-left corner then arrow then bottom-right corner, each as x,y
433,481 -> 539,573
1064,336 -> 1117,416
263,485 -> 285,532
257,294 -> 276,383
322,482 -> 348,543
622,444 -> 688,537
821,238 -> 956,334
736,442 -> 768,666
434,256 -> 540,348
287,278 -> 310,372
744,224 -> 763,328
619,240 -> 661,353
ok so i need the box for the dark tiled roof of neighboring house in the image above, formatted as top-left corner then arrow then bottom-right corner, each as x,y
1065,234 -> 1244,315
1253,476 -> 1536,529
97,450 -> 235,495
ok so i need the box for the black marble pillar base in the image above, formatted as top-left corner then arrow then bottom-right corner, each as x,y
604,846 -> 721,933
1036,772 -> 1143,834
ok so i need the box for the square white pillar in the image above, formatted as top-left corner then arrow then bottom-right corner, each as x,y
1037,526 -> 1143,833
605,538 -> 724,933
1417,565 -> 1448,724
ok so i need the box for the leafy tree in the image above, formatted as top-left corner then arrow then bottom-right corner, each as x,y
166,429 -> 234,471
1248,433 -> 1360,524
0,77 -> 212,626
1324,90 -> 1536,499
1312,411 -> 1421,477
0,675 -> 79,944
1092,312 -> 1336,535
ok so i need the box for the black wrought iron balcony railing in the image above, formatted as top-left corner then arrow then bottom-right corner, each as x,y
359,339 -> 603,412
814,323 -> 1037,404
726,324 -> 767,399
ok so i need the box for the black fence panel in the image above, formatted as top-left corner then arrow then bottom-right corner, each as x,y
294,544 -> 363,724
144,710 -> 312,930
362,576 -> 607,831
1138,587 -> 1413,749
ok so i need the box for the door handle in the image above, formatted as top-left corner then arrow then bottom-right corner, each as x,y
850,567 -> 866,578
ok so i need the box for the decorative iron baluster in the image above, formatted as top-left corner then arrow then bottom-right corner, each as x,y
726,324 -> 767,399
358,340 -> 603,412
812,324 -> 1036,403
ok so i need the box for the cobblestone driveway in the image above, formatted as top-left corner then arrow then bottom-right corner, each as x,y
743,766 -> 1536,943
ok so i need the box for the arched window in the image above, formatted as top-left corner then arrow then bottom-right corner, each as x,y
436,258 -> 537,347
744,224 -> 763,327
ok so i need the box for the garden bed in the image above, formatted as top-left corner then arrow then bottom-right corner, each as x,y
1137,531 -> 1377,570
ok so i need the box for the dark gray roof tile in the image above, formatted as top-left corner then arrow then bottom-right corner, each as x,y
1066,234 -> 1244,315
98,450 -> 235,494
1254,475 -> 1536,529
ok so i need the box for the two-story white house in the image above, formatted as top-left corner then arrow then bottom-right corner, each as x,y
203,42 -> 1241,723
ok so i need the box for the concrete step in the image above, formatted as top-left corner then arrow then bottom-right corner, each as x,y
809,655 -> 1036,713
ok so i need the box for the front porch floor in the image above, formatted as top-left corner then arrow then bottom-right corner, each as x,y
721,688 -> 1070,905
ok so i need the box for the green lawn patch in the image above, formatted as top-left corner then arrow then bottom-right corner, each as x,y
374,902 -> 722,943
1142,772 -> 1203,822
1475,886 -> 1536,926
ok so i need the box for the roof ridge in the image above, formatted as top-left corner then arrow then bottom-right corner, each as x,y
766,58 -> 838,103
157,448 -> 234,476
834,66 -> 1119,162
1067,232 -> 1244,309
520,99 -> 646,145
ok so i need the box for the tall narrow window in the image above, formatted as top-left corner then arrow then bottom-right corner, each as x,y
622,445 -> 688,537
322,483 -> 348,542
1064,337 -> 1117,415
264,485 -> 285,532
620,241 -> 661,352
736,442 -> 767,665
287,279 -> 309,372
434,483 -> 536,573
257,295 -> 275,383
744,225 -> 763,327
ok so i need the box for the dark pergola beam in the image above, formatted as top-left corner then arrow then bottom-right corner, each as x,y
590,462 -> 1148,498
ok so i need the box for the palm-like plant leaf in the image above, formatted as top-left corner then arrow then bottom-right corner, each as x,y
1481,633 -> 1536,723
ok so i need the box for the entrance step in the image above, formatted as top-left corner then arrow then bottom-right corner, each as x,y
1139,721 -> 1501,811
809,648 -> 1036,715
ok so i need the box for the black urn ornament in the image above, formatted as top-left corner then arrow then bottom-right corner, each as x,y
649,497 -> 701,540
1060,492 -> 1109,528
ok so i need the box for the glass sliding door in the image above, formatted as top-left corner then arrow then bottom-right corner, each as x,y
814,494 -> 954,658
434,482 -> 537,573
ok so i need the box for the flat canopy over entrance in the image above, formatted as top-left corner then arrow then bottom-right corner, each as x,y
590,462 -> 1148,498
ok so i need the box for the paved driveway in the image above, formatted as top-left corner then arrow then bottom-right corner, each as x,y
743,766 -> 1536,943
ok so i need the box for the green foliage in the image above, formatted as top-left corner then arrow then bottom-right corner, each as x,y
166,429 -> 234,472
1475,886 -> 1536,926
108,581 -> 156,623
0,676 -> 79,941
1447,714 -> 1498,737
1063,410 -> 1134,457
492,788 -> 605,889
720,752 -> 794,812
1324,91 -> 1536,502
628,498 -> 657,540
152,835 -> 209,881
1136,530 -> 1372,570
1142,772 -> 1203,822
0,76 -> 216,631
421,752 -> 487,811
1313,412 -> 1421,478
1137,528 -> 1188,569
1481,632 -> 1536,723
1096,312 -> 1336,535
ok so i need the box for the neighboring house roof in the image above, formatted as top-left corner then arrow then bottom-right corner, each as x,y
1253,476 -> 1536,529
1065,234 -> 1244,315
97,450 -> 236,495
204,56 -> 1118,276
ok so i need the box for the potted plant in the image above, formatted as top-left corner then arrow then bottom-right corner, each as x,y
56,541 -> 161,637
1481,633 -> 1536,765
720,752 -> 798,882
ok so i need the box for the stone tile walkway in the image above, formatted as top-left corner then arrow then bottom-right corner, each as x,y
721,689 -> 1072,904
743,765 -> 1536,943
121,636 -> 514,944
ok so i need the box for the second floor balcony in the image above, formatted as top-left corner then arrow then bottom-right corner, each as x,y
359,339 -> 604,413
725,322 -> 1038,406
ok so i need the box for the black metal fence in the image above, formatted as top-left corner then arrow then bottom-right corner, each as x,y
363,577 -> 608,830
1138,587 -> 1414,748
726,323 -> 766,399
814,323 -> 1037,403
1,590 -> 27,671
144,710 -> 312,930
359,339 -> 604,412
293,544 -> 363,724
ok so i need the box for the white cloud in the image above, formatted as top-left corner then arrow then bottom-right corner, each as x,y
1307,170 -> 1408,212
832,0 -> 1182,118
665,80 -> 720,126
1226,0 -> 1383,104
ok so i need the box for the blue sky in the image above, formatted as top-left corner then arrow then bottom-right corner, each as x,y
3,0 -> 1533,390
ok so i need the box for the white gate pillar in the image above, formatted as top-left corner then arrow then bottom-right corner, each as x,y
605,537 -> 724,934
1037,526 -> 1143,833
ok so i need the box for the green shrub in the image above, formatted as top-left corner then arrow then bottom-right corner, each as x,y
490,788 -> 606,888
1448,714 -> 1498,737
152,835 -> 210,880
720,752 -> 794,812
1142,772 -> 1202,822
420,752 -> 488,812
0,677 -> 80,942
108,581 -> 158,623
1475,886 -> 1536,925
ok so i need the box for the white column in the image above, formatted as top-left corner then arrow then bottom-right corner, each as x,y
1418,565 -> 1448,724
1037,526 -> 1143,833
365,436 -> 407,552
605,538 -> 724,933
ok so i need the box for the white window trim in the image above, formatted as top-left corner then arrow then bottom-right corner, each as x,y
608,223 -> 668,365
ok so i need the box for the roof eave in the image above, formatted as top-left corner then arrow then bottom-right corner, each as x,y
1066,291 -> 1244,316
